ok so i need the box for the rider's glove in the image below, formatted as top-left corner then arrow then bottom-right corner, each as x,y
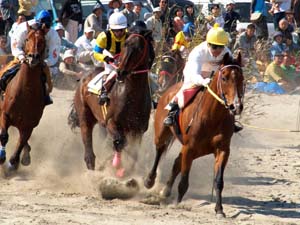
104,56 -> 114,64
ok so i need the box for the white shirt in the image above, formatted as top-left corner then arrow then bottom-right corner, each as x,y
74,34 -> 94,53
11,19 -> 61,67
183,41 -> 231,85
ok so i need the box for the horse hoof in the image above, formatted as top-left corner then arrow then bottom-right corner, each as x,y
216,212 -> 226,219
144,176 -> 155,189
21,153 -> 31,166
160,186 -> 171,198
0,157 -> 6,164
112,152 -> 121,168
116,168 -> 125,178
0,150 -> 6,164
7,161 -> 18,171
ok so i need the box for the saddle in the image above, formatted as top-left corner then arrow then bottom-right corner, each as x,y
0,63 -> 21,91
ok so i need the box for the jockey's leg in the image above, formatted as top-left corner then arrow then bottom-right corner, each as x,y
42,65 -> 53,106
0,58 -> 20,91
163,100 -> 179,126
98,64 -> 117,106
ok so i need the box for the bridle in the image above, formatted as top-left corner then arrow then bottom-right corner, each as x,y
159,54 -> 184,81
24,29 -> 45,67
207,64 -> 244,111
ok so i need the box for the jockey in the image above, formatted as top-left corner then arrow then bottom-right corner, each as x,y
164,23 -> 242,132
93,9 -> 128,105
0,10 -> 61,105
172,22 -> 195,51
129,20 -> 155,69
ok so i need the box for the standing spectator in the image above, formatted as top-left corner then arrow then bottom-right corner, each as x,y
60,0 -> 83,43
269,0 -> 291,30
0,0 -> 18,36
84,3 -> 104,38
145,7 -> 162,47
158,0 -> 169,25
233,23 -> 257,56
251,0 -> 269,40
133,1 -> 143,21
54,22 -> 77,56
17,0 -> 38,20
206,4 -> 224,29
223,0 -> 240,33
122,0 -> 135,26
8,13 -> 26,49
107,0 -> 122,20
75,27 -> 97,71
173,7 -> 184,34
183,3 -> 195,25
0,35 -> 8,55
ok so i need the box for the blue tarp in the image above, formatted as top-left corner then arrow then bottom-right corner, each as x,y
252,82 -> 286,94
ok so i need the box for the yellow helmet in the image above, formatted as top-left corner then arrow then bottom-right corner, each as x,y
206,24 -> 229,46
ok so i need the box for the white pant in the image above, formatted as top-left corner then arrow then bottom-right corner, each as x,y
65,19 -> 78,43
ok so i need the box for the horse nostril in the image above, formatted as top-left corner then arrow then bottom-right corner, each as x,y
229,104 -> 236,111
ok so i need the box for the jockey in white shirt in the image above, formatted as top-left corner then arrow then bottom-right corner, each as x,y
164,24 -> 231,126
0,10 -> 61,105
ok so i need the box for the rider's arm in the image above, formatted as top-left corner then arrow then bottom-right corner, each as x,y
93,31 -> 107,62
11,23 -> 27,61
44,29 -> 61,67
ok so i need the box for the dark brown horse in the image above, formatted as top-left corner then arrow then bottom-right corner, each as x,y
157,49 -> 185,94
68,33 -> 151,176
144,53 -> 244,217
0,24 -> 46,169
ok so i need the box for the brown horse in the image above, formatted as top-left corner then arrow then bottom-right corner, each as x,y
144,52 -> 244,217
0,24 -> 46,169
68,33 -> 151,176
157,49 -> 185,94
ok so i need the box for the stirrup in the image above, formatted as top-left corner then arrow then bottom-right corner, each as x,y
163,115 -> 174,126
98,93 -> 110,105
44,95 -> 53,106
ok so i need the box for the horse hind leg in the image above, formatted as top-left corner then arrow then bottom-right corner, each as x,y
214,149 -> 229,218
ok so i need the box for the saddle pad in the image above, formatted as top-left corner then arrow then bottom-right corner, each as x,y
87,73 -> 105,95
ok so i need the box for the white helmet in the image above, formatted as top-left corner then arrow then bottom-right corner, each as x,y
109,9 -> 127,29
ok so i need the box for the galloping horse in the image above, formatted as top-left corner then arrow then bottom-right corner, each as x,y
144,52 -> 244,217
68,33 -> 151,176
157,49 -> 185,94
0,24 -> 46,169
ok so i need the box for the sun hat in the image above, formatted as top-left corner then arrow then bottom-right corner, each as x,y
63,49 -> 75,60
54,23 -> 65,31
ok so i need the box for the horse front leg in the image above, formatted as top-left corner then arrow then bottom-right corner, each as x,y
177,146 -> 193,203
214,148 -> 230,218
0,113 -> 10,164
81,122 -> 96,170
9,128 -> 33,170
107,122 -> 127,177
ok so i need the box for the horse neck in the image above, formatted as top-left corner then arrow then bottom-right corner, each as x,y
18,63 -> 43,85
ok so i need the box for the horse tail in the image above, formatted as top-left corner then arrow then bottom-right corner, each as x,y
68,102 -> 79,131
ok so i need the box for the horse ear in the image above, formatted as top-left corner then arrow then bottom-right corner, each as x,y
26,22 -> 30,31
222,52 -> 231,64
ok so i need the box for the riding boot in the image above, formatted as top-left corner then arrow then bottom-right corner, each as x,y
98,86 -> 110,105
163,102 -> 179,126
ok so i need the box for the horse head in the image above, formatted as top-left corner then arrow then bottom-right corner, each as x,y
212,52 -> 244,115
24,22 -> 46,67
158,49 -> 185,93
117,33 -> 149,80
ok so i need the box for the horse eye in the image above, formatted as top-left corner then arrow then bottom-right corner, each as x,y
222,76 -> 227,81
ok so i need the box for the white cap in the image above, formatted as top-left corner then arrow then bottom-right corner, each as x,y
109,9 -> 127,29
84,27 -> 95,34
54,23 -> 64,31
123,0 -> 133,3
153,7 -> 161,13
63,49 -> 75,60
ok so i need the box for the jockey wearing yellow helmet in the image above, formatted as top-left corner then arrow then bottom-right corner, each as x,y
164,24 -> 232,126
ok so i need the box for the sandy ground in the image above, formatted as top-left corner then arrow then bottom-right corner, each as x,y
0,87 -> 299,225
